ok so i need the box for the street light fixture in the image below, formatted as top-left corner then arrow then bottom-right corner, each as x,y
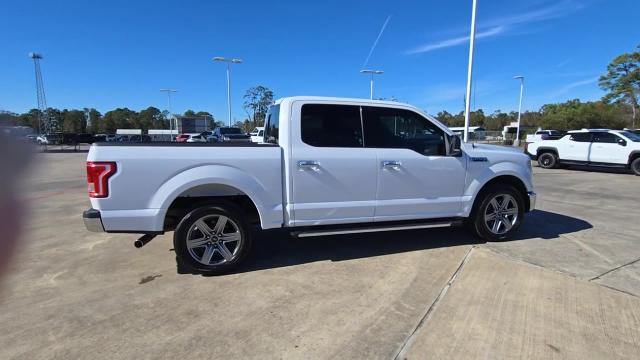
513,76 -> 525,147
360,69 -> 384,100
213,56 -> 243,127
160,89 -> 178,140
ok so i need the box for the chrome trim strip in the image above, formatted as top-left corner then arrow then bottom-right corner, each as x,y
295,222 -> 453,238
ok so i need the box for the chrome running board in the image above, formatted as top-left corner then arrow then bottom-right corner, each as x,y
293,221 -> 456,238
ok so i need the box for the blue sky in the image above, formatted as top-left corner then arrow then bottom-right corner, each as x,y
1,0 -> 639,120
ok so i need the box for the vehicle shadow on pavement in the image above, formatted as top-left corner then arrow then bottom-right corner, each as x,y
540,165 -> 632,175
511,209 -> 592,240
180,210 -> 592,276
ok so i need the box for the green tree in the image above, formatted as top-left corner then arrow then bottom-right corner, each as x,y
599,45 -> 640,127
85,108 -> 102,134
62,109 -> 87,133
243,85 -> 274,128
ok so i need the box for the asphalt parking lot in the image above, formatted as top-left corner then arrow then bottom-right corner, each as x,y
2,152 -> 639,359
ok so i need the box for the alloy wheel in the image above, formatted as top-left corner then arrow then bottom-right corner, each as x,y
186,215 -> 242,265
484,194 -> 519,235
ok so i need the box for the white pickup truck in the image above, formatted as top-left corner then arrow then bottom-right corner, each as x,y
525,129 -> 640,175
83,97 -> 536,274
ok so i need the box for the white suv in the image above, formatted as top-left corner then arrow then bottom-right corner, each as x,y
526,129 -> 640,175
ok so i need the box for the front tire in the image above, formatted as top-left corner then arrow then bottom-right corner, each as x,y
174,204 -> 252,275
470,186 -> 524,241
631,158 -> 640,176
537,152 -> 558,169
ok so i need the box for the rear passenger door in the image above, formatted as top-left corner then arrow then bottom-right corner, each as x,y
289,102 -> 378,226
362,106 -> 467,221
562,133 -> 592,161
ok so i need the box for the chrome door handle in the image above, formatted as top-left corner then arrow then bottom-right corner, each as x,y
298,160 -> 320,169
382,160 -> 402,169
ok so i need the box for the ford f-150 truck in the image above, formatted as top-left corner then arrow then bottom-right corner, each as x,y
83,97 -> 536,274
525,129 -> 640,175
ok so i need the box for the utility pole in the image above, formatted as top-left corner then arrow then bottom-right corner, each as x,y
213,57 -> 243,127
160,89 -> 178,138
514,76 -> 525,147
463,0 -> 478,143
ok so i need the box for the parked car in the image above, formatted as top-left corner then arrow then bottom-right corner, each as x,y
83,96 -> 536,274
186,134 -> 207,143
36,133 -> 63,145
175,134 -> 190,143
250,127 -> 265,143
128,135 -> 152,143
93,134 -> 107,142
73,133 -> 95,144
526,129 -> 640,175
534,130 -> 564,140
105,134 -> 118,142
208,127 -> 251,143
24,134 -> 38,143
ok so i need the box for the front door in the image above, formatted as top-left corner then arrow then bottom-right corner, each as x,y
590,132 -> 628,164
362,106 -> 467,221
290,102 -> 378,226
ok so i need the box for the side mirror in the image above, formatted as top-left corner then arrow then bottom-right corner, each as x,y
618,138 -> 627,146
449,134 -> 462,156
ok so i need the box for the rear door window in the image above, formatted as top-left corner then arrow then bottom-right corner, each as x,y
301,104 -> 363,148
569,133 -> 592,142
264,105 -> 280,144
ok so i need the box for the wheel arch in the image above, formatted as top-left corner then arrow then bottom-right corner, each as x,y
150,164 -> 283,231
628,151 -> 640,166
536,146 -> 558,157
469,174 -> 531,217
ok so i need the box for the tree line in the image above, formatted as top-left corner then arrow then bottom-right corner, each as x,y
1,45 -> 638,134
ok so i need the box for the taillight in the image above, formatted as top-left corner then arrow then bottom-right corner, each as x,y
86,161 -> 117,198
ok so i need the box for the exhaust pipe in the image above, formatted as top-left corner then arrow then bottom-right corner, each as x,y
134,234 -> 156,248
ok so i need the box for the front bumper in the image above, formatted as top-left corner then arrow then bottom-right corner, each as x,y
83,209 -> 105,232
527,191 -> 537,212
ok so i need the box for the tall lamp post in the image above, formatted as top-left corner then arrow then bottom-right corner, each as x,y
513,76 -> 524,147
360,69 -> 384,100
213,57 -> 243,127
463,0 -> 478,143
160,89 -> 178,140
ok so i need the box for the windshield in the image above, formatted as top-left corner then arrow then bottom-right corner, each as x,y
620,131 -> 640,142
220,128 -> 242,135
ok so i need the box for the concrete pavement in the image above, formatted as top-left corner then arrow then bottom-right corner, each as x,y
400,248 -> 640,359
1,153 -> 639,359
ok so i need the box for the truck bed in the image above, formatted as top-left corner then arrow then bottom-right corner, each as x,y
88,142 -> 284,232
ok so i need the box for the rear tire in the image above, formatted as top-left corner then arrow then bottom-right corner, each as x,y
537,152 -> 558,169
631,157 -> 640,176
470,185 -> 524,242
174,204 -> 252,275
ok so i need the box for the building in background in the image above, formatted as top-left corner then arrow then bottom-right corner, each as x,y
148,129 -> 178,141
177,116 -> 212,134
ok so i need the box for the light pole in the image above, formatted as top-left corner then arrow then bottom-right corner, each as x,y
360,69 -> 384,100
160,89 -> 177,140
213,57 -> 243,127
463,0 -> 478,143
514,76 -> 524,147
